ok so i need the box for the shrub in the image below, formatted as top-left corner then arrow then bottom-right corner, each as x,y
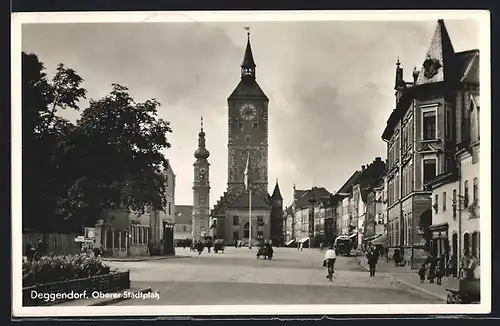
22,253 -> 111,287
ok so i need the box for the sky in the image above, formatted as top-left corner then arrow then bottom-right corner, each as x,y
21,18 -> 480,207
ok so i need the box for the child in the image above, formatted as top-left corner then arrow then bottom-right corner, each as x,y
418,264 -> 426,283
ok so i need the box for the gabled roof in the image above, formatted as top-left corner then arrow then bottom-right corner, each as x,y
415,19 -> 455,86
174,205 -> 192,225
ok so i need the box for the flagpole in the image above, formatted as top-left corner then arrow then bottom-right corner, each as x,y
249,188 -> 252,249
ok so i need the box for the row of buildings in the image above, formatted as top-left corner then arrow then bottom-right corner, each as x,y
282,19 -> 481,269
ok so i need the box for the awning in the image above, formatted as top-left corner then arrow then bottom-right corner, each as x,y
371,233 -> 387,245
298,238 -> 309,244
363,234 -> 382,242
285,239 -> 296,246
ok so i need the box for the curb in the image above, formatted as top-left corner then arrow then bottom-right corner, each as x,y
89,287 -> 153,306
104,256 -> 189,262
386,274 -> 447,302
356,257 -> 446,302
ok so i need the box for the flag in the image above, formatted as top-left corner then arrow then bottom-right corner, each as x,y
244,153 -> 250,190
244,26 -> 250,31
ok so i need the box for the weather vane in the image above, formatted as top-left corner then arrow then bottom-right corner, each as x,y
201,116 -> 204,131
244,26 -> 250,36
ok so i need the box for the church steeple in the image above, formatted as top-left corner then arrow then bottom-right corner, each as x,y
241,27 -> 256,80
271,179 -> 282,200
194,116 -> 210,160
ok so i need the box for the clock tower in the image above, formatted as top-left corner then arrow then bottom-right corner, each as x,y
192,117 -> 211,241
227,30 -> 269,197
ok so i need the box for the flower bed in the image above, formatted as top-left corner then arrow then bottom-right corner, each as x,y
22,253 -> 130,306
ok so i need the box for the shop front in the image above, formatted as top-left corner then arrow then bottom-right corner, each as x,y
429,222 -> 449,260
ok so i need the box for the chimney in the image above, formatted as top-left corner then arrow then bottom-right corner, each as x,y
361,165 -> 366,171
375,157 -> 381,161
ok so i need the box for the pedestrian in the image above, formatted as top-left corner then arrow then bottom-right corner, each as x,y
319,242 -> 324,252
418,264 -> 426,283
300,243 -> 304,251
324,245 -> 337,280
366,248 -> 378,277
435,260 -> 443,285
385,247 -> 390,263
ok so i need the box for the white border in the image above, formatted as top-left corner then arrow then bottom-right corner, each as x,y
11,10 -> 491,317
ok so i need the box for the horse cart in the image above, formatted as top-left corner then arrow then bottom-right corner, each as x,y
256,246 -> 273,260
446,267 -> 480,304
213,239 -> 225,253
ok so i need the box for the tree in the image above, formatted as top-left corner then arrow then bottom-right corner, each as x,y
22,52 -> 87,233
56,84 -> 172,230
23,52 -> 172,234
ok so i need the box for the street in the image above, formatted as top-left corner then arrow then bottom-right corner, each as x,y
109,247 -> 442,305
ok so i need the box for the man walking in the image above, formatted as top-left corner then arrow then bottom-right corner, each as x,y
367,247 -> 378,277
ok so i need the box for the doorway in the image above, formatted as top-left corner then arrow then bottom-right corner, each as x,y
243,222 -> 249,239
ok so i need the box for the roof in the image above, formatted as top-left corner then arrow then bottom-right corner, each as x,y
228,79 -> 268,99
227,191 -> 270,210
174,205 -> 192,225
457,50 -> 479,84
415,19 -> 455,86
241,35 -> 256,68
336,171 -> 362,195
294,187 -> 332,210
271,180 -> 283,199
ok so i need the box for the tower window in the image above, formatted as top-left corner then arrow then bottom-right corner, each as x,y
245,135 -> 251,142
252,122 -> 258,129
233,216 -> 239,226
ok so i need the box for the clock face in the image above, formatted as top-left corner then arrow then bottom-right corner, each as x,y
240,104 -> 257,121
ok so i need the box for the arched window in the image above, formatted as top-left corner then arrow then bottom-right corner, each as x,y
243,222 -> 250,239
464,181 -> 469,207
473,178 -> 479,203
463,232 -> 471,254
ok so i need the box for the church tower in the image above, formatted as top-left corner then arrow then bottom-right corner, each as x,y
192,117 -> 211,241
227,29 -> 269,198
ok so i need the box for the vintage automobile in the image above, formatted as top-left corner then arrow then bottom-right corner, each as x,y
334,236 -> 353,256
213,239 -> 225,253
446,267 -> 480,304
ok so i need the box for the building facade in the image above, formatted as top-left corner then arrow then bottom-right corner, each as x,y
210,31 -> 282,243
381,19 -> 479,267
427,93 -> 480,272
157,160 -> 176,243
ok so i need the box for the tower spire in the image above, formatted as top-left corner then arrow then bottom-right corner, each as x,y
194,116 -> 210,160
241,27 -> 256,80
394,56 -> 405,90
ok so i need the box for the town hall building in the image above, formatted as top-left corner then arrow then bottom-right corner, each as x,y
209,31 -> 283,245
